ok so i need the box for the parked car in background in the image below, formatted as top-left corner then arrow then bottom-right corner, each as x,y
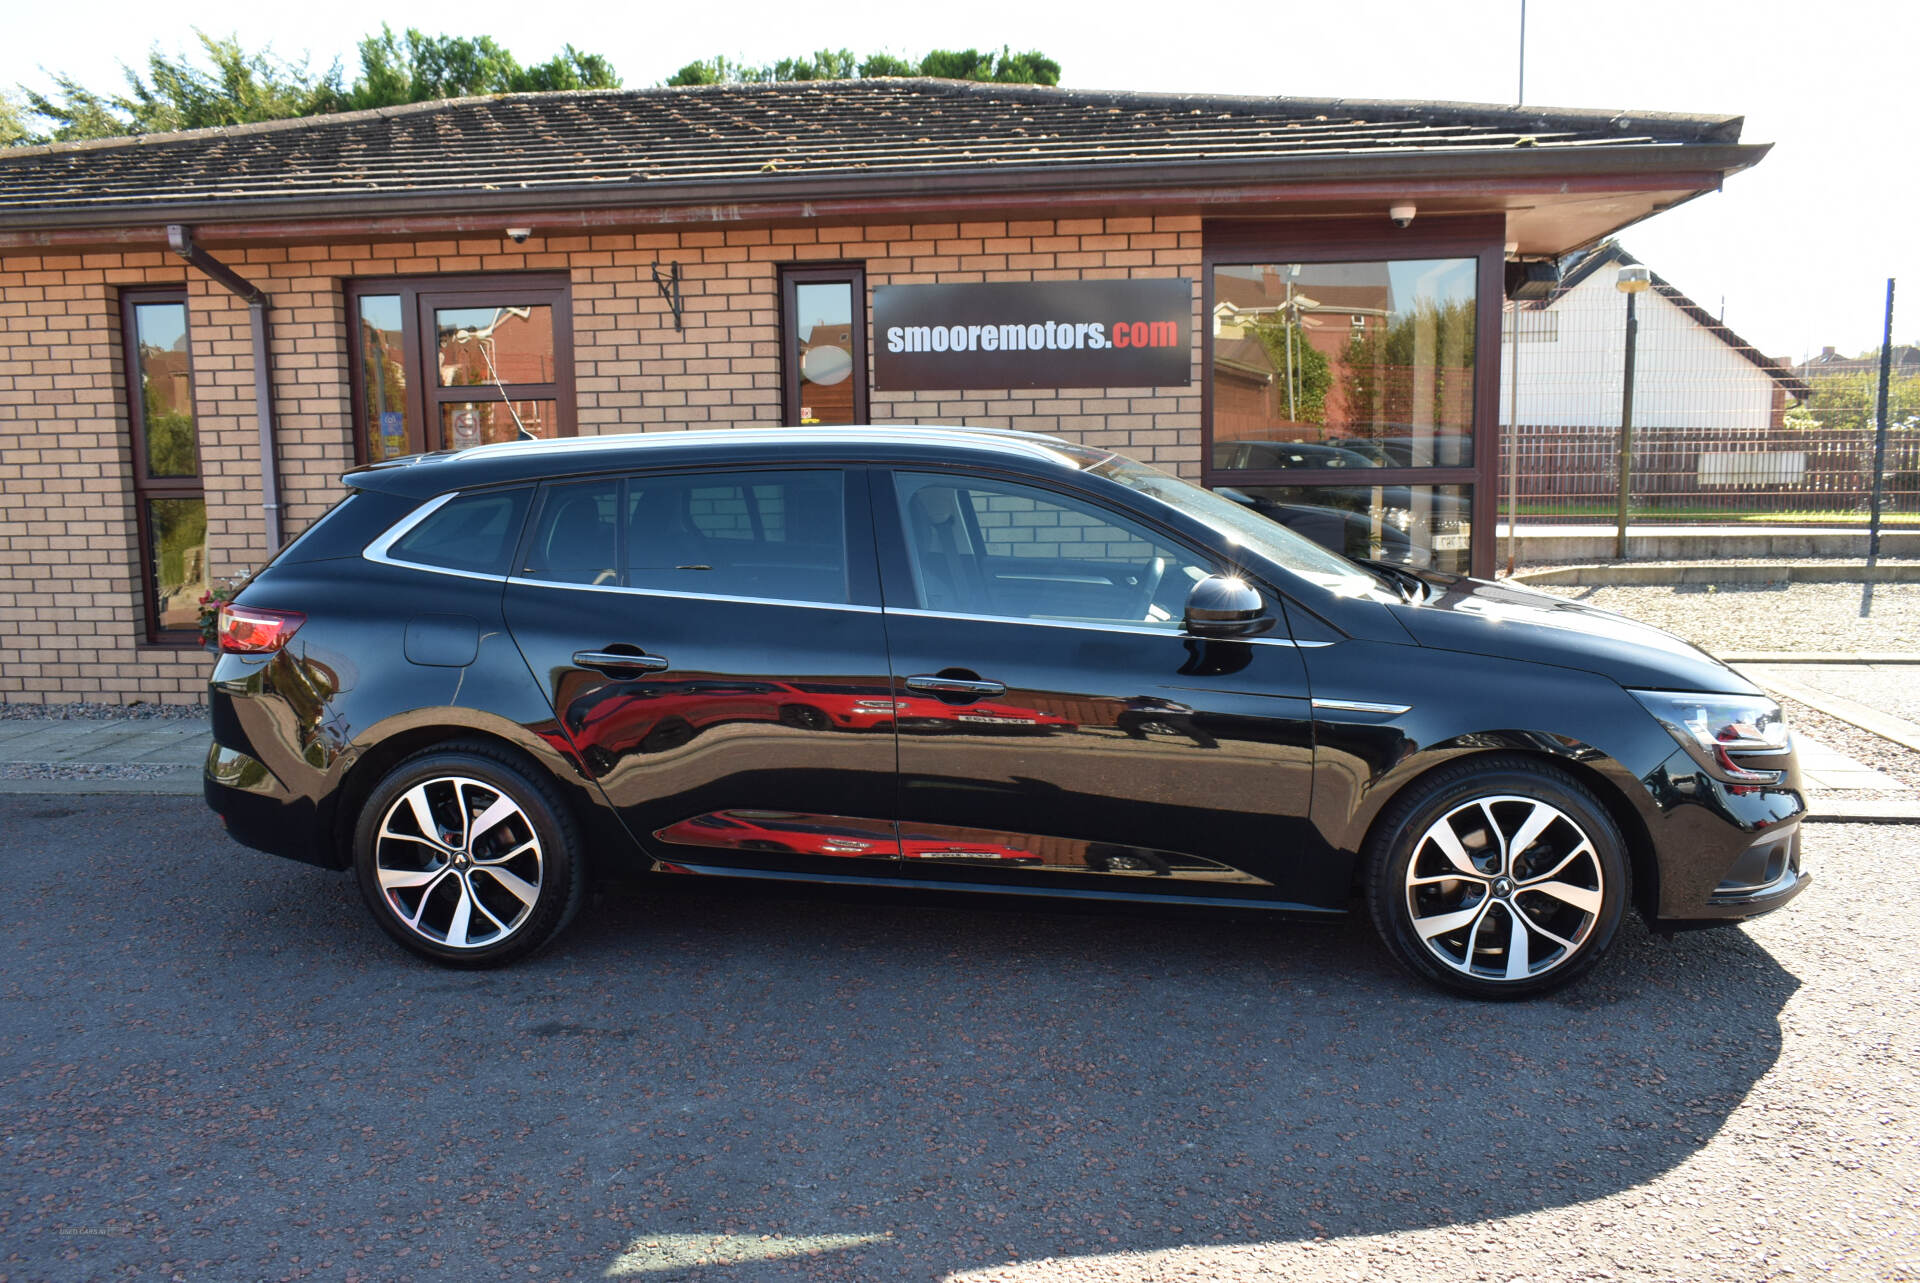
204,427 -> 1806,997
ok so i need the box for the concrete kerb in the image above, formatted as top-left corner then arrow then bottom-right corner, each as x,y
1500,524 -> 1920,565
1511,561 -> 1920,587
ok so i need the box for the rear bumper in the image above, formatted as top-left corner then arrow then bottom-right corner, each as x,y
203,740 -> 339,869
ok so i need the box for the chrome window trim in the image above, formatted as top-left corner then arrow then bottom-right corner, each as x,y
1311,698 -> 1412,715
362,491 -> 514,584
504,574 -> 882,615
881,605 -> 1319,646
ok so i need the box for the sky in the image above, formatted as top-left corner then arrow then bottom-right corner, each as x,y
5,0 -> 1913,362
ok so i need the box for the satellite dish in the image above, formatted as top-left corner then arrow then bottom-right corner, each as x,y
801,344 -> 853,386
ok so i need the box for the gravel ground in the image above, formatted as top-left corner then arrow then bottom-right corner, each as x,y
1526,580 -> 1920,654
1,797 -> 1914,1283
0,700 -> 205,721
0,762 -> 188,782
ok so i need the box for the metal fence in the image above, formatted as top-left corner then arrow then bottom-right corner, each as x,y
1504,422 -> 1920,523
1499,285 -> 1917,526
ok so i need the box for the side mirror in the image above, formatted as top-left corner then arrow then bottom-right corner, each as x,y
1184,575 -> 1275,638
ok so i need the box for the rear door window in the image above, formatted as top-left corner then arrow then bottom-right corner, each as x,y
518,469 -> 850,605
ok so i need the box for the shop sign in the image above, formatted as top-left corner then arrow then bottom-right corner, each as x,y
873,279 -> 1192,390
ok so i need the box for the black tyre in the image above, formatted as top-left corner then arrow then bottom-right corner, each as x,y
778,703 -> 830,732
1365,755 -> 1630,999
353,741 -> 585,967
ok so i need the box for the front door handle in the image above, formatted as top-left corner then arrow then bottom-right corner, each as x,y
573,649 -> 670,674
905,674 -> 1007,698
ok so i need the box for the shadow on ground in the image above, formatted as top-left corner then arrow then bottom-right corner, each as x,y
1,796 -> 1797,1281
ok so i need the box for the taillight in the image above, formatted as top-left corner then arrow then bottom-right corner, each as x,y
218,603 -> 305,654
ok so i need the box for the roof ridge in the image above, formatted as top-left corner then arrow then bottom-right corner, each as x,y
1549,241 -> 1806,395
0,78 -> 1745,164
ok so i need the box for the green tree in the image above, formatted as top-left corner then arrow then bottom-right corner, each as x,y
1341,300 -> 1477,430
9,27 -> 622,144
0,92 -> 31,146
664,47 -> 1060,87
22,33 -> 344,139
1250,318 -> 1332,424
1799,366 -> 1920,434
345,26 -> 618,109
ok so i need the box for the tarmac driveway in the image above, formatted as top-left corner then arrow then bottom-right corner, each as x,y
1,796 -> 1914,1282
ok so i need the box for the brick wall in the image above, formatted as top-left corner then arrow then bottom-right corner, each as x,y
0,212 -> 1204,704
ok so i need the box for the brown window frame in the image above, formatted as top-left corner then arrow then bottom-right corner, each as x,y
1201,216 -> 1506,579
780,263 -> 869,426
121,286 -> 204,645
345,272 -> 576,464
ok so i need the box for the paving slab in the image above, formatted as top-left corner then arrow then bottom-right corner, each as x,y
1739,664 -> 1920,754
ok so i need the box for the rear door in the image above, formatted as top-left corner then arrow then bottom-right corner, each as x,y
503,465 -> 903,876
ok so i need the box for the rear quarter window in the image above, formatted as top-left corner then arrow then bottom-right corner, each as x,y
384,488 -> 532,575
275,490 -> 414,564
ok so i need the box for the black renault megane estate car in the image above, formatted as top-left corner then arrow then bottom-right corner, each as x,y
204,427 -> 1807,997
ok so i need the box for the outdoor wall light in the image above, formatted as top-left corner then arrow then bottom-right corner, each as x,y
1615,264 -> 1652,293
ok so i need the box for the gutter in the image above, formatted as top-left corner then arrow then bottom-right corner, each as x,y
0,143 -> 1771,239
165,224 -> 282,551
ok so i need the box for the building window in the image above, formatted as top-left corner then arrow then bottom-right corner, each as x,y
1210,257 -> 1479,469
346,274 -> 574,462
781,265 -> 867,426
121,289 -> 206,643
1203,221 -> 1503,577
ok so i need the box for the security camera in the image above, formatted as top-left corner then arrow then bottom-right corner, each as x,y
1388,204 -> 1417,229
505,227 -> 533,244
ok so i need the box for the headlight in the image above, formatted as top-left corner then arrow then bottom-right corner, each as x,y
1629,690 -> 1790,784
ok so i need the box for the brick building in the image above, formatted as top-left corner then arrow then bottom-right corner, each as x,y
0,80 -> 1767,703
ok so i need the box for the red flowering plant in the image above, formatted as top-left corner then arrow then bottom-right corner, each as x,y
197,570 -> 254,646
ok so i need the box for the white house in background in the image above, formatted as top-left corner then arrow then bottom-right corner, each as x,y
1499,242 -> 1808,432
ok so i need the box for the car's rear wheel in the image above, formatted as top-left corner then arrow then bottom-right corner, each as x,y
353,743 -> 584,967
1366,756 -> 1629,999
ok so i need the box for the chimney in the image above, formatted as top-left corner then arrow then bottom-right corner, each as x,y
1820,346 -> 1837,361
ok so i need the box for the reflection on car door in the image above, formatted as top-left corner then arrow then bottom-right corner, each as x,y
503,466 -> 903,876
874,469 -> 1333,909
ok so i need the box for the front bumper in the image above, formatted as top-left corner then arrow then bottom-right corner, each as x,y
1644,746 -> 1811,925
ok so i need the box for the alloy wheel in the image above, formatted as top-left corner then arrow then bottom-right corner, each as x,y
372,775 -> 546,950
1403,794 -> 1605,984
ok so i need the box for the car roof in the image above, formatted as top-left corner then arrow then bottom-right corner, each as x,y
344,425 -> 1108,497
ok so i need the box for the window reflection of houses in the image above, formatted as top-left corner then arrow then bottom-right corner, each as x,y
1211,261 -> 1475,452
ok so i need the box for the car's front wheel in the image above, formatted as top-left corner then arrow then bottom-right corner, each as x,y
352,743 -> 584,967
1366,756 -> 1630,999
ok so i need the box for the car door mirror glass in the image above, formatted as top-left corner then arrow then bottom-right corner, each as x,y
1184,574 -> 1274,637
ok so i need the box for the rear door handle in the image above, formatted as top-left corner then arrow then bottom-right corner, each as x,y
905,674 -> 1007,698
573,649 -> 670,674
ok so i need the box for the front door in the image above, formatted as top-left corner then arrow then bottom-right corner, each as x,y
872,469 -> 1330,909
504,465 -> 903,875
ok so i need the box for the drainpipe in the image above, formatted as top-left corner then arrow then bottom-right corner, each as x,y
165,224 -> 283,551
